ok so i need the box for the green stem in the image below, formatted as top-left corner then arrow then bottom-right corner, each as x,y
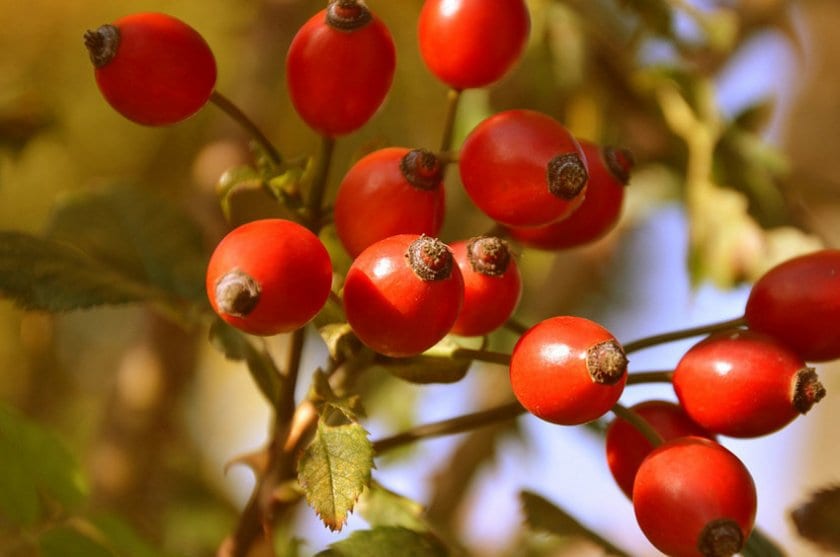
611,403 -> 663,446
305,135 -> 336,233
439,88 -> 462,154
451,347 -> 511,366
626,370 -> 674,385
622,316 -> 746,354
372,401 -> 524,454
209,91 -> 283,167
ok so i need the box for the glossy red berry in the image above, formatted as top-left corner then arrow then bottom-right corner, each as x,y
286,0 -> 396,137
605,400 -> 714,499
84,12 -> 217,126
334,148 -> 446,258
509,316 -> 627,425
673,329 -> 825,438
459,109 -> 589,227
745,249 -> 840,362
633,436 -> 757,557
506,141 -> 633,250
342,234 -> 464,357
417,0 -> 530,90
449,236 -> 522,337
206,219 -> 333,336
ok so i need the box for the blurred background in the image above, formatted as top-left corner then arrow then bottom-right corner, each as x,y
2,0 -> 840,555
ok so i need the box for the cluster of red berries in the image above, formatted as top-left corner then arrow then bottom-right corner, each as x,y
84,3 -> 838,556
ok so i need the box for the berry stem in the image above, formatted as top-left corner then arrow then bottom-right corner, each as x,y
439,88 -> 462,154
611,402 -> 664,447
504,317 -> 530,335
372,400 -> 524,454
305,135 -> 336,233
622,316 -> 746,353
209,90 -> 284,167
626,370 -> 675,385
451,347 -> 512,366
278,329 -> 306,423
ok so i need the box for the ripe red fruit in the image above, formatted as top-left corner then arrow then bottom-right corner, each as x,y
285,0 -> 396,137
673,329 -> 825,438
459,109 -> 589,227
449,236 -> 522,337
334,148 -> 446,258
633,436 -> 757,557
342,234 -> 464,357
509,316 -> 627,425
745,249 -> 840,361
206,219 -> 333,336
417,0 -> 530,90
84,12 -> 217,126
605,400 -> 714,499
506,141 -> 633,250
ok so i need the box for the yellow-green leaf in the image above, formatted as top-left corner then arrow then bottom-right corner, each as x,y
520,491 -> 629,556
298,420 -> 373,531
356,482 -> 429,532
314,527 -> 448,557
0,232 -> 152,311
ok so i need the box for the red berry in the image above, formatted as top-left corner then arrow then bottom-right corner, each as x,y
605,400 -> 714,499
342,234 -> 464,357
506,141 -> 632,250
449,236 -> 522,337
509,316 -> 627,425
673,329 -> 825,438
417,0 -> 530,90
459,110 -> 588,227
84,13 -> 217,126
745,249 -> 840,361
286,0 -> 396,137
206,219 -> 333,336
633,437 -> 757,557
334,148 -> 446,258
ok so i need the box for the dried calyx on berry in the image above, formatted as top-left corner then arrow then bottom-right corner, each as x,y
84,24 -> 120,68
466,236 -> 512,277
406,235 -> 454,281
326,0 -> 372,30
697,518 -> 744,557
400,149 -> 443,190
792,367 -> 827,414
602,145 -> 635,185
546,153 -> 588,199
215,269 -> 260,318
586,339 -> 628,385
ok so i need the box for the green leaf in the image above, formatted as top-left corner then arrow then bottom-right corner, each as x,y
376,337 -> 472,384
315,527 -> 448,557
356,482 -> 429,532
298,419 -> 374,531
790,485 -> 840,554
0,232 -> 151,311
39,524 -> 115,557
45,185 -> 210,306
687,183 -> 822,287
0,403 -> 87,525
310,370 -> 366,422
520,491 -> 629,557
318,323 -> 365,362
743,527 -> 787,557
208,319 -> 283,411
377,355 -> 470,384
